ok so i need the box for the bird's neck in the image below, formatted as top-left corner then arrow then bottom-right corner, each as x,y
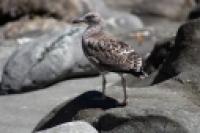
83,24 -> 103,39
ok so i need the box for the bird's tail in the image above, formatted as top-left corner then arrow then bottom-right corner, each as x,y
138,70 -> 148,79
130,69 -> 148,79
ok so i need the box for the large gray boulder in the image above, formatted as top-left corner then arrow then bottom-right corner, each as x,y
0,40 -> 17,82
36,121 -> 98,133
1,26 -> 98,93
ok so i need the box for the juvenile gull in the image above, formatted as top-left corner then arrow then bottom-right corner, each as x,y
72,12 -> 147,105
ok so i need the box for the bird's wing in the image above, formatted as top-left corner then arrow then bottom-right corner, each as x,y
86,34 -> 143,72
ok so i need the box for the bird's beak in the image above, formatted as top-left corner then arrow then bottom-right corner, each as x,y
72,17 -> 85,24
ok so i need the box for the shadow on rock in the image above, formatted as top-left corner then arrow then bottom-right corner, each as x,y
33,90 -> 122,132
33,90 -> 188,133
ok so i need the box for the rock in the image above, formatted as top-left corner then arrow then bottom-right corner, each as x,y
0,0 -> 144,40
104,11 -> 143,37
195,0 -> 200,3
79,0 -> 144,37
33,82 -> 200,133
144,37 -> 175,74
0,40 -> 17,83
1,25 -> 98,93
0,0 -> 143,28
154,18 -> 200,83
131,0 -> 195,20
36,121 -> 98,133
0,73 -> 117,133
168,19 -> 200,72
188,5 -> 200,20
104,0 -> 141,11
0,0 -> 83,23
1,17 -> 67,39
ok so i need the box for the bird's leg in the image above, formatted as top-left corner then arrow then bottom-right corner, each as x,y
119,74 -> 127,105
101,72 -> 107,98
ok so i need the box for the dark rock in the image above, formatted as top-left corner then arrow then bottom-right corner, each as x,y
131,0 -> 195,20
154,19 -> 200,83
36,121 -> 98,133
188,5 -> 200,20
144,37 -> 175,74
1,26 -> 98,93
195,0 -> 200,3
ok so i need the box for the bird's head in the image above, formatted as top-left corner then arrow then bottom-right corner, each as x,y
72,12 -> 102,25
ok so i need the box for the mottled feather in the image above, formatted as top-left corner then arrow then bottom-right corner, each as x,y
82,32 -> 143,73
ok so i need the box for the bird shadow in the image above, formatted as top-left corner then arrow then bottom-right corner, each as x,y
33,90 -> 124,132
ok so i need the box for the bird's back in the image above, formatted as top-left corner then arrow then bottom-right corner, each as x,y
82,30 -> 144,76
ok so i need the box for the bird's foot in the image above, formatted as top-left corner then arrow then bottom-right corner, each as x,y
139,72 -> 148,79
119,100 -> 127,106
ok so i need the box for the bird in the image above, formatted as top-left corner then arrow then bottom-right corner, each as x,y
72,12 -> 148,105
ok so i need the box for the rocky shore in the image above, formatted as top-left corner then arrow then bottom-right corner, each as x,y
0,0 -> 200,133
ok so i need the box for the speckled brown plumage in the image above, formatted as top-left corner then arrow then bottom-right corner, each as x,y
73,12 -> 147,105
83,32 -> 143,73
